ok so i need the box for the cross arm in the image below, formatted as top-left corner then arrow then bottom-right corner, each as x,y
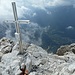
4,20 -> 30,24
4,20 -> 15,23
18,20 -> 30,24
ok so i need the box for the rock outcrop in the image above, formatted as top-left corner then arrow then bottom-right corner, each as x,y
56,43 -> 75,55
0,37 -> 75,75
0,37 -> 14,54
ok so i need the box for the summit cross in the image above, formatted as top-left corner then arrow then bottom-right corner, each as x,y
5,2 -> 30,54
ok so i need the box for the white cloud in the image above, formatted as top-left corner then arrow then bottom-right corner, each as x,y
21,22 -> 43,45
0,0 -> 13,20
0,0 -> 75,21
66,26 -> 74,30
50,0 -> 74,7
47,11 -> 52,15
5,22 -> 43,45
18,22 -> 50,45
17,6 -> 31,18
47,0 -> 75,6
0,0 -> 31,21
32,13 -> 37,17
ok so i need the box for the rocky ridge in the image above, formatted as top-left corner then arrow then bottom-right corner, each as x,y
0,37 -> 75,75
56,43 -> 75,55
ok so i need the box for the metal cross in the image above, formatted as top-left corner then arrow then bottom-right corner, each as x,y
5,2 -> 30,54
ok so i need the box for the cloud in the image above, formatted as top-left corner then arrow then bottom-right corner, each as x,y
0,0 -> 13,21
24,0 -> 75,7
21,22 -> 43,45
0,0 -> 31,21
47,11 -> 52,15
66,26 -> 74,30
5,22 -> 43,45
32,13 -> 37,17
0,0 -> 75,21
5,21 -> 51,46
47,0 -> 72,6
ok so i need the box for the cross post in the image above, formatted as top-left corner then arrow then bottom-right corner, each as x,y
5,2 -> 30,54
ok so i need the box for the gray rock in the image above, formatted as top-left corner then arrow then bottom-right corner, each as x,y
0,52 -> 3,62
29,72 -> 37,75
0,37 -> 14,54
56,45 -> 69,55
72,72 -> 75,75
1,38 -> 75,75
1,50 -> 19,65
15,70 -> 22,75
56,43 -> 75,55
1,45 -> 12,54
68,63 -> 75,73
25,54 -> 32,73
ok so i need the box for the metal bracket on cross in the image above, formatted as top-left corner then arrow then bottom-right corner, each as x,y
4,2 -> 30,54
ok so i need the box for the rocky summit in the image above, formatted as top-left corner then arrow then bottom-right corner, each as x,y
0,37 -> 75,75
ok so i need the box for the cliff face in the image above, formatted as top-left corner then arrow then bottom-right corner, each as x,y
0,37 -> 75,75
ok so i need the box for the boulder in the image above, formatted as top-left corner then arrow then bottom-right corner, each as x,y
0,52 -> 3,62
56,45 -> 69,55
15,70 -> 22,75
1,45 -> 12,54
25,54 -> 32,73
0,37 -> 14,54
68,63 -> 75,73
56,43 -> 75,55
1,50 -> 22,75
0,37 -> 14,46
72,72 -> 75,75
29,72 -> 37,75
27,44 -> 48,58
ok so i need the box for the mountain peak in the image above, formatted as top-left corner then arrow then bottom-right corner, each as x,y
0,37 -> 75,75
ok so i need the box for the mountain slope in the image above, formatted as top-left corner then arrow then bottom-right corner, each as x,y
0,37 -> 75,75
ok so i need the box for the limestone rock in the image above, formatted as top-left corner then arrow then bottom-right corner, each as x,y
0,52 -> 3,62
72,72 -> 75,75
56,45 -> 69,55
0,37 -> 75,75
56,43 -> 75,55
0,37 -> 14,54
15,69 -> 22,75
68,63 -> 75,73
0,37 -> 14,46
29,72 -> 37,75
25,54 -> 32,73
1,46 -> 12,54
